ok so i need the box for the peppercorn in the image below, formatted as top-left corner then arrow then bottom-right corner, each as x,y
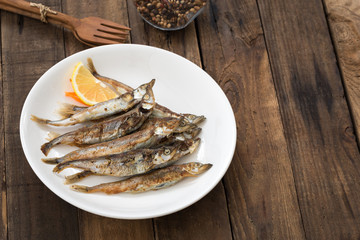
134,0 -> 207,30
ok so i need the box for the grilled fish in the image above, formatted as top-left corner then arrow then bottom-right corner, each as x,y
87,58 -> 205,125
31,79 -> 155,126
40,87 -> 155,156
71,162 -> 212,194
54,139 -> 201,184
42,117 -> 181,164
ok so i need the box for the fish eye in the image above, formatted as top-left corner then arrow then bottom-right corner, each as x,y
164,149 -> 171,155
180,120 -> 187,127
143,94 -> 150,100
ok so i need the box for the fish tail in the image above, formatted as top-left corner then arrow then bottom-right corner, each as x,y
199,163 -> 213,173
42,157 -> 64,165
70,184 -> 92,193
56,103 -> 79,118
149,79 -> 155,87
40,142 -> 54,156
52,161 -> 68,172
87,58 -> 98,75
32,113 -> 73,127
41,133 -> 62,156
65,171 -> 93,184
30,115 -> 49,125
46,132 -> 61,141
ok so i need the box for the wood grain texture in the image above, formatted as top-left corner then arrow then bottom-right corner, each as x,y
127,1 -> 232,238
323,0 -> 360,143
79,213 -> 154,240
154,183 -> 232,240
0,11 -> 7,239
257,0 -> 360,238
1,1 -> 79,239
196,0 -> 306,239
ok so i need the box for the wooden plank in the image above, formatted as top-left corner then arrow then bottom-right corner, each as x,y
61,1 -> 156,240
1,1 -> 79,239
127,1 -> 233,238
154,183 -> 232,240
196,0 -> 306,239
0,11 -> 7,239
257,0 -> 360,238
79,213 -> 154,240
323,0 -> 360,143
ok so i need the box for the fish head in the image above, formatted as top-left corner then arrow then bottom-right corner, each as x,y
140,82 -> 156,111
174,127 -> 202,141
182,114 -> 206,125
133,79 -> 155,100
175,119 -> 198,133
184,138 -> 201,154
182,162 -> 213,175
152,145 -> 178,165
154,117 -> 181,136
173,138 -> 201,158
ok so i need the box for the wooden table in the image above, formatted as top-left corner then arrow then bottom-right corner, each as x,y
1,0 -> 360,239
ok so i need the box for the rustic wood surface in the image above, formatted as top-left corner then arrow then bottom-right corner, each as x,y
1,0 -> 360,239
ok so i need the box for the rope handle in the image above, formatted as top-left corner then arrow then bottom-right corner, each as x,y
29,2 -> 57,23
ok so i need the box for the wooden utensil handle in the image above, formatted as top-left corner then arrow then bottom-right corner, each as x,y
0,0 -> 79,30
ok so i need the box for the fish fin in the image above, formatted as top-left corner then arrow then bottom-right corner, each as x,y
30,115 -> 49,124
42,157 -> 63,165
87,58 -> 98,75
46,132 -> 61,141
70,184 -> 90,193
40,132 -> 63,156
65,171 -> 93,184
56,103 -> 79,118
41,142 -> 52,156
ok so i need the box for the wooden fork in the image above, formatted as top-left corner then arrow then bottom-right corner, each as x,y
0,0 -> 131,46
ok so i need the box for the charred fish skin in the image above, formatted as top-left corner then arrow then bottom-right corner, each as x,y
55,138 -> 201,184
71,162 -> 212,194
42,117 -> 182,164
41,104 -> 150,156
31,79 -> 155,127
154,138 -> 201,169
40,85 -> 155,156
53,144 -> 180,176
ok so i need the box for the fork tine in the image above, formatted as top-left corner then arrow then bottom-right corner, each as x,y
94,32 -> 127,41
90,35 -> 127,45
97,27 -> 129,36
100,20 -> 131,31
73,32 -> 99,47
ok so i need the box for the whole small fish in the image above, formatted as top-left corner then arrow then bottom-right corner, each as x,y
31,79 -> 155,126
141,117 -> 197,133
54,138 -> 201,184
71,162 -> 212,194
40,87 -> 155,156
42,117 -> 181,164
87,58 -> 205,125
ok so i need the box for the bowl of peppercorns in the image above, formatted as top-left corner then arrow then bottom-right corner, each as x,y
134,0 -> 207,31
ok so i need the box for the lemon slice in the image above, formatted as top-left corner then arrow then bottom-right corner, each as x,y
71,62 -> 119,105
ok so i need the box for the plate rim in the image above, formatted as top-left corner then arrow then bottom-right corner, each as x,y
19,44 -> 237,219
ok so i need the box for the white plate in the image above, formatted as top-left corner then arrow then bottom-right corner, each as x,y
19,44 -> 236,219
